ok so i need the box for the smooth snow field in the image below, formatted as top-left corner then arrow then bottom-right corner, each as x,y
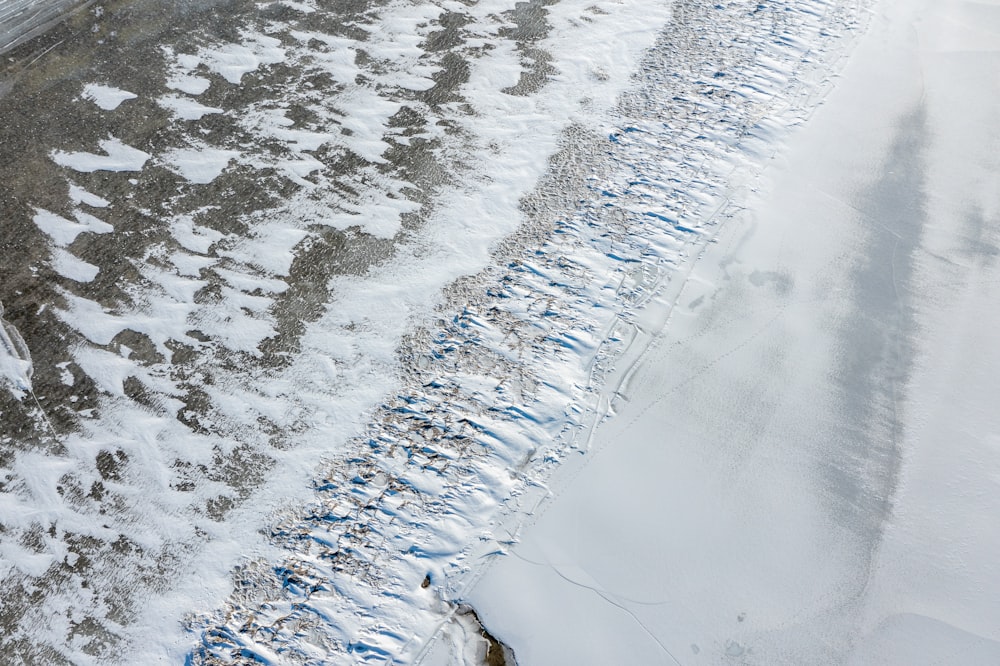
0,0 -> 997,663
467,0 -> 1000,664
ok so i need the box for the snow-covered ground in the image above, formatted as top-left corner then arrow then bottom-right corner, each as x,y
3,0 -> 684,660
5,0 -> 994,662
467,0 -> 1000,663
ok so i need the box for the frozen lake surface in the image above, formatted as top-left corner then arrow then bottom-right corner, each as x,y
2,0 -> 996,663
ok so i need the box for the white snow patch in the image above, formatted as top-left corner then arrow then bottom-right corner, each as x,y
335,86 -> 401,163
68,183 -> 110,208
251,108 -> 332,152
33,208 -> 113,246
199,33 -> 286,85
275,0 -> 316,13
320,193 -> 422,239
56,361 -> 74,386
51,138 -> 150,173
216,225 -> 307,277
170,216 -> 226,254
82,83 -> 137,110
163,45 -> 213,94
0,542 -> 55,577
169,251 -> 218,277
167,73 -> 212,95
161,147 -> 239,184
158,94 -> 224,121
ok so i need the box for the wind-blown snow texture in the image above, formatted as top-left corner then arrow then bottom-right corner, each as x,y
0,0 -> 868,663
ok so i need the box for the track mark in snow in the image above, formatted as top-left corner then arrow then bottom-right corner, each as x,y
509,548 -> 684,666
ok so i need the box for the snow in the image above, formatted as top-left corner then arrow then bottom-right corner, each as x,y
112,0 -> 678,659
0,300 -> 33,397
11,0 -> 993,662
198,33 -> 287,85
169,215 -> 225,254
161,146 -> 239,184
81,83 -> 137,110
32,207 -> 112,284
51,247 -> 100,282
157,94 -> 223,121
158,0 -> 870,662
467,0 -> 1000,664
67,184 -> 110,208
51,137 -> 150,172
278,0 -> 316,14
32,208 -> 113,246
166,72 -> 211,96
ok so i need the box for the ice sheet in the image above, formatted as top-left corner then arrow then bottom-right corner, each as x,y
0,0 -> 84,55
